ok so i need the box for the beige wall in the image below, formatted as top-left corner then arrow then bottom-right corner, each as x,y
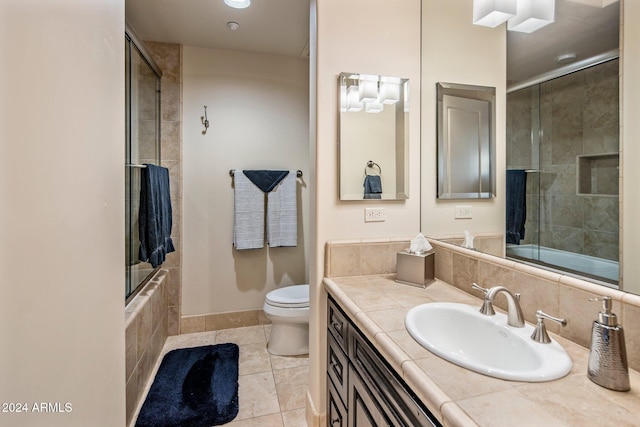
622,1 -> 640,294
310,0 -> 423,420
420,0 -> 507,238
182,47 -> 310,316
0,1 -> 126,426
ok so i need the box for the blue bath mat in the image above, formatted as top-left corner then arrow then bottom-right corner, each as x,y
135,343 -> 239,427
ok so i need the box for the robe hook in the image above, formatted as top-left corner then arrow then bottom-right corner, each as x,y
201,106 -> 210,135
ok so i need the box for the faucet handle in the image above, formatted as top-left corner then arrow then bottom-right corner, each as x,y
531,310 -> 567,344
471,282 -> 490,295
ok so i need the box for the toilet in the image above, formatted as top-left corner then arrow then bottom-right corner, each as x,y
263,284 -> 309,356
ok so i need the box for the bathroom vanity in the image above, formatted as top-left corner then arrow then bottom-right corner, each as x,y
327,296 -> 440,426
324,275 -> 640,426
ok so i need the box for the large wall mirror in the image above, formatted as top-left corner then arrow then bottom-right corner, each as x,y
425,1 -> 627,292
338,72 -> 410,200
437,82 -> 496,199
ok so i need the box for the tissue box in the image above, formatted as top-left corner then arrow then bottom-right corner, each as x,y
395,250 -> 435,288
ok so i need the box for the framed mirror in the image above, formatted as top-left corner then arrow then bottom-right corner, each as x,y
338,72 -> 409,200
436,82 -> 496,199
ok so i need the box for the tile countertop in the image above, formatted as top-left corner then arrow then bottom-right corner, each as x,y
323,275 -> 640,427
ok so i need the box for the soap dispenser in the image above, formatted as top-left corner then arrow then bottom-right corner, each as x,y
587,296 -> 630,391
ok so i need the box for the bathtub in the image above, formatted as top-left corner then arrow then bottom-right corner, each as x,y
506,244 -> 619,284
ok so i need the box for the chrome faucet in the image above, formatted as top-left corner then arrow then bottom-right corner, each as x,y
472,283 -> 525,328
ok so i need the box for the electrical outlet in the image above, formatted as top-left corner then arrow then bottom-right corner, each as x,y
365,207 -> 386,222
455,205 -> 472,219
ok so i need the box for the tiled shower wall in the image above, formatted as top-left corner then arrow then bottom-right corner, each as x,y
506,59 -> 620,261
324,237 -> 640,373
146,41 -> 183,335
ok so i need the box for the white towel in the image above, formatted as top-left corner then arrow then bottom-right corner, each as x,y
267,171 -> 297,247
233,170 -> 265,250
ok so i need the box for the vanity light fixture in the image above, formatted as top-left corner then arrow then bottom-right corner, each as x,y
507,0 -> 555,33
224,0 -> 250,9
364,97 -> 384,113
473,0 -> 517,28
346,85 -> 363,112
379,78 -> 401,104
358,74 -> 379,103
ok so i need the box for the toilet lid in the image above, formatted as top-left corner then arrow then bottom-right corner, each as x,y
266,284 -> 309,308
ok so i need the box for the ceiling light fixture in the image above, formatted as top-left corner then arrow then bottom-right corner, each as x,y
472,0 -> 555,33
224,0 -> 250,9
473,0 -> 517,28
556,53 -> 578,64
507,0 -> 555,33
227,21 -> 240,31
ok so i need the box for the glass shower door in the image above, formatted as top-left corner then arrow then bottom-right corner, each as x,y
125,32 -> 161,300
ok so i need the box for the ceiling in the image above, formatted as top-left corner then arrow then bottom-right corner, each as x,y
125,0 -> 310,58
507,0 -> 619,85
125,0 -> 619,83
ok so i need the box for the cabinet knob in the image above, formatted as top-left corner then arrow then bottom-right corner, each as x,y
331,417 -> 341,426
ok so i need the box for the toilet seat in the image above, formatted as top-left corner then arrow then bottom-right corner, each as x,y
265,284 -> 309,308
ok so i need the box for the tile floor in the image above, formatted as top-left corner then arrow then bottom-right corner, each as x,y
131,325 -> 310,427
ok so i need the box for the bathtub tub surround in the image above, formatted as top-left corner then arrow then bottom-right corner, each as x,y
125,269 -> 171,426
507,244 -> 619,284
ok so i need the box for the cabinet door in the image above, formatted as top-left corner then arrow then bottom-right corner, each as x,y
327,377 -> 347,427
328,333 -> 349,404
349,367 -> 392,427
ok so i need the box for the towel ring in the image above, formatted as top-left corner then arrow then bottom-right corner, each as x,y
364,161 -> 382,176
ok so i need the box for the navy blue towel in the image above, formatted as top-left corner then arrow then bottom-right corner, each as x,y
506,169 -> 527,245
139,164 -> 175,268
243,170 -> 289,193
364,175 -> 382,199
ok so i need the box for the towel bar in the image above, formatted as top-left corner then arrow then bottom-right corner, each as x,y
229,169 -> 303,178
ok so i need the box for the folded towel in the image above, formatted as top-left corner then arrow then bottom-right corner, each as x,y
138,164 -> 175,268
233,170 -> 265,250
364,175 -> 382,199
506,169 -> 527,244
267,171 -> 297,247
243,170 -> 289,193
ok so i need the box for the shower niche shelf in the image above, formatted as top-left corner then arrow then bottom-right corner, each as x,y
576,153 -> 619,196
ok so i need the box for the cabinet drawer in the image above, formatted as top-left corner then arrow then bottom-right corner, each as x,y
327,332 -> 349,405
327,375 -> 347,427
328,297 -> 349,351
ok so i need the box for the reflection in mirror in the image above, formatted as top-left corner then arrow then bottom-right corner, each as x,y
339,72 -> 409,200
506,1 -> 620,288
437,82 -> 496,199
427,1 -> 623,292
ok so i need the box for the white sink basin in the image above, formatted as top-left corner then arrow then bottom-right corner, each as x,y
405,302 -> 572,382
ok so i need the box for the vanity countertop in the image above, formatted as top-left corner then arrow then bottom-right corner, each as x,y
323,275 -> 640,427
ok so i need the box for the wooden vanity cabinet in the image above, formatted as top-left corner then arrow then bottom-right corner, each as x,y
327,296 -> 441,427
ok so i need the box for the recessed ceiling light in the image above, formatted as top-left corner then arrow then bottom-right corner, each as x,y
227,21 -> 240,31
556,53 -> 578,64
224,0 -> 250,9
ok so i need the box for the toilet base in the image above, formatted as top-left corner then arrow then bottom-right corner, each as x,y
268,321 -> 309,356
